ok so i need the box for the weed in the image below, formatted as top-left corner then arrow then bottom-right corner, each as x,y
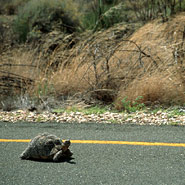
52,108 -> 65,114
121,96 -> 145,113
65,106 -> 80,113
167,109 -> 185,118
36,116 -> 42,122
37,80 -> 54,97
109,119 -> 119,124
169,122 -> 180,126
150,108 -> 161,114
52,106 -> 83,114
83,106 -> 110,115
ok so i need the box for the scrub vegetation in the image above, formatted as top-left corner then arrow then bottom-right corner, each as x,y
0,0 -> 184,112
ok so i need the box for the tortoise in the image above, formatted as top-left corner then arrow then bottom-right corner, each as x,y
20,132 -> 73,162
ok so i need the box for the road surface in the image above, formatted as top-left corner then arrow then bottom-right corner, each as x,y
1,122 -> 185,185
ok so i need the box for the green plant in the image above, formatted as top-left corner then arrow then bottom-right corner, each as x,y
0,0 -> 30,15
167,108 -> 185,118
109,119 -> 119,124
13,16 -> 29,42
13,0 -> 80,42
121,96 -> 145,113
83,106 -> 110,115
93,2 -> 126,32
36,116 -> 42,122
66,106 -> 80,113
150,108 -> 161,114
52,108 -> 65,114
125,0 -> 185,22
169,122 -> 180,126
82,1 -> 125,31
37,80 -> 54,98
52,105 -> 112,115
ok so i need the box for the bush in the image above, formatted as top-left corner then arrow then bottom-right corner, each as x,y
82,0 -> 185,31
121,96 -> 145,112
13,0 -> 80,42
0,0 -> 29,15
92,3 -> 128,32
0,18 -> 5,43
82,1 -> 127,31
125,0 -> 185,22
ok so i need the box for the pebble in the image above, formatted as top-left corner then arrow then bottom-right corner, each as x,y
0,110 -> 184,125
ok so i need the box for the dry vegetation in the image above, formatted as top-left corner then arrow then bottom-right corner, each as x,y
0,0 -> 184,110
44,13 -> 185,108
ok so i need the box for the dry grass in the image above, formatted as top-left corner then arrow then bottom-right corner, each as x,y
115,69 -> 185,109
0,46 -> 42,97
52,13 -> 185,106
112,13 -> 185,107
1,13 -> 185,109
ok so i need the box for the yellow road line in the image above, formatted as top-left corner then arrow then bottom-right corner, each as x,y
0,139 -> 185,147
0,139 -> 31,142
71,140 -> 185,147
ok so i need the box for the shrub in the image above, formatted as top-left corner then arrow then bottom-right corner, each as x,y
0,18 -> 5,43
121,96 -> 145,112
13,0 -> 80,42
92,3 -> 127,32
82,0 -> 185,31
0,0 -> 29,15
82,1 -> 127,31
125,0 -> 185,22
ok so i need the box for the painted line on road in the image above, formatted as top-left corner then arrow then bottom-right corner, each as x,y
0,139 -> 30,143
1,139 -> 185,147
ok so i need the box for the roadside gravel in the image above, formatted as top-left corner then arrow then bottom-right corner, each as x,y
0,109 -> 184,125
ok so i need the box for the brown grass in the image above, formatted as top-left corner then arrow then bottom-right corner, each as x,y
51,13 -> 184,107
0,47 -> 43,97
1,13 -> 185,108
112,13 -> 185,107
115,69 -> 185,109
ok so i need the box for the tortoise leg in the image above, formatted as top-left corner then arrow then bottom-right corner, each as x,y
64,149 -> 73,157
20,152 -> 27,159
53,149 -> 73,162
53,150 -> 64,162
20,147 -> 30,159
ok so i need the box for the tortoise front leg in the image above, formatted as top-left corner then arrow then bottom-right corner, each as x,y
53,150 -> 64,162
53,149 -> 73,162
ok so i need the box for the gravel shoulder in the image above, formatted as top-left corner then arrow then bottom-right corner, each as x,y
0,108 -> 184,125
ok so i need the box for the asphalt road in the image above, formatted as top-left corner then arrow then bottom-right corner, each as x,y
1,122 -> 185,185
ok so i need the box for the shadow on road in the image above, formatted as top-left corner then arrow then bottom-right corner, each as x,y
21,157 -> 76,164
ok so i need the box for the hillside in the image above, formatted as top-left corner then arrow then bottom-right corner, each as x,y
0,12 -> 185,110
45,13 -> 185,108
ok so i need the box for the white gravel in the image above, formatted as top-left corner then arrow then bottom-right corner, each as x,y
0,109 -> 184,125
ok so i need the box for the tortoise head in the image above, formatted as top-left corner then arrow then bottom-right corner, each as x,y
63,140 -> 71,147
62,140 -> 71,151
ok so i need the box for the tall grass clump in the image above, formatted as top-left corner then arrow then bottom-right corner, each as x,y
13,0 -> 80,42
82,1 -> 127,31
